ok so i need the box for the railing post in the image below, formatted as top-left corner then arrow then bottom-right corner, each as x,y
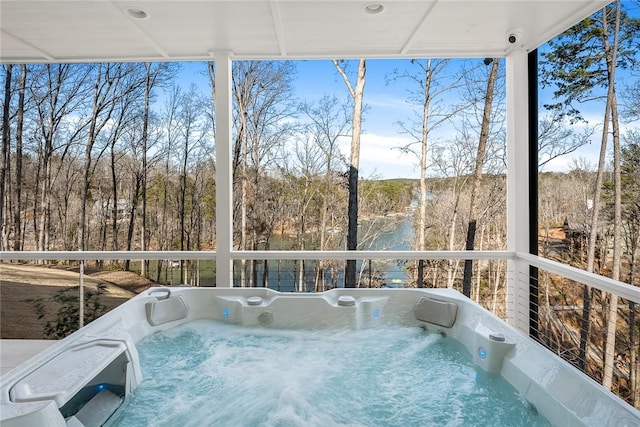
506,49 -> 530,333
79,259 -> 84,328
214,51 -> 233,287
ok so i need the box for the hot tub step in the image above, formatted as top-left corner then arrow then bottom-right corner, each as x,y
66,389 -> 122,427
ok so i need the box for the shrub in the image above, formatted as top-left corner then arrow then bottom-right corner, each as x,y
29,283 -> 108,339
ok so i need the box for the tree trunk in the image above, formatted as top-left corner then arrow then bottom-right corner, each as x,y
32,160 -> 40,251
447,179 -> 463,289
179,132 -> 189,283
0,65 -> 12,251
334,59 -> 366,288
124,174 -> 140,271
13,65 -> 26,251
80,63 -> 122,252
158,101 -> 174,275
140,63 -> 153,279
463,58 -> 499,298
447,207 -> 459,288
33,65 -> 83,255
631,301 -> 640,406
492,259 -> 502,315
240,109 -> 248,287
629,228 -> 640,405
474,222 -> 487,303
416,261 -> 424,288
415,59 -> 436,289
579,103 -> 610,370
110,132 -> 119,253
80,65 -> 104,252
38,152 -> 51,253
263,239 -> 270,288
317,154 -> 332,292
602,0 -> 622,389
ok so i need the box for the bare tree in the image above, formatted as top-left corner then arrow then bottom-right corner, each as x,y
333,59 -> 366,288
541,0 -> 640,385
537,113 -> 595,170
0,65 -> 12,250
107,78 -> 140,254
29,64 -> 91,253
617,135 -> 640,404
462,58 -> 501,298
603,0 -> 623,389
175,85 -> 208,282
431,141 -> 473,287
217,60 -> 296,286
79,63 -> 138,252
13,65 -> 27,251
391,58 -> 467,286
283,132 -> 323,291
300,95 -> 350,290
139,63 -> 174,276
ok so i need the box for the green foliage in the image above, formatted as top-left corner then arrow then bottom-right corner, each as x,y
106,262 -> 123,271
29,283 -> 108,339
603,141 -> 640,206
541,2 -> 640,122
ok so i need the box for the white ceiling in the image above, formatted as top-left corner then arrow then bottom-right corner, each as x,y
1,0 -> 610,63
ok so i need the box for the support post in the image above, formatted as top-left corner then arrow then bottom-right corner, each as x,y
506,49 -> 530,332
528,49 -> 539,340
215,52 -> 233,287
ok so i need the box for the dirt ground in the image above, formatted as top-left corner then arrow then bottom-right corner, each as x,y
0,263 -> 156,339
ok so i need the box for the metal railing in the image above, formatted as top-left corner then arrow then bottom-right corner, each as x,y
517,252 -> 640,409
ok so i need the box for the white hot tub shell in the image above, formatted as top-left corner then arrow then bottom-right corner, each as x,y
1,287 -> 639,426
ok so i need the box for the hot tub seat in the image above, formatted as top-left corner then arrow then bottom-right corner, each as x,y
3,327 -> 141,427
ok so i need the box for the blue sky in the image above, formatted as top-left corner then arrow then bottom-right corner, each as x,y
178,58 -> 431,178
294,59 -> 432,179
178,50 -> 638,179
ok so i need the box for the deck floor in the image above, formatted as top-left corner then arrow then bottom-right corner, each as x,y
0,340 -> 55,376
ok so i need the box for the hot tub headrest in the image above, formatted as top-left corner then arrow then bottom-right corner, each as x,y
146,295 -> 189,326
413,297 -> 457,328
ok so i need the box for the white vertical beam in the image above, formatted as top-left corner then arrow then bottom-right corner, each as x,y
215,52 -> 233,287
506,49 -> 530,331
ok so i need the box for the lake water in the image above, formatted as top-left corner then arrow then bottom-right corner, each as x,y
137,216 -> 414,290
241,216 -> 414,291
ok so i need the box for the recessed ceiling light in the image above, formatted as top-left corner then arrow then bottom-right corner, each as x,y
364,3 -> 384,14
126,8 -> 149,20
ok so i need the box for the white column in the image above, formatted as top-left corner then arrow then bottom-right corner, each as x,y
506,49 -> 530,331
215,52 -> 233,287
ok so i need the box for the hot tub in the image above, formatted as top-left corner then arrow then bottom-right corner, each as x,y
1,287 -> 639,426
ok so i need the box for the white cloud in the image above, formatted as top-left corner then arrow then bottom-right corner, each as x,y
338,133 -> 420,179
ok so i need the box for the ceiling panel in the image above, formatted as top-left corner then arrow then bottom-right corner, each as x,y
111,1 -> 281,58
278,1 -> 433,57
0,0 -> 611,63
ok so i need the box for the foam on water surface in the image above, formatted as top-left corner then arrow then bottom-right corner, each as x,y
104,320 -> 550,427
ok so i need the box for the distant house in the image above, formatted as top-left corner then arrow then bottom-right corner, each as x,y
562,219 -> 601,261
93,199 -> 132,222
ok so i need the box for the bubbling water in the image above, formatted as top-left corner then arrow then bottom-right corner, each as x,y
105,321 -> 550,427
